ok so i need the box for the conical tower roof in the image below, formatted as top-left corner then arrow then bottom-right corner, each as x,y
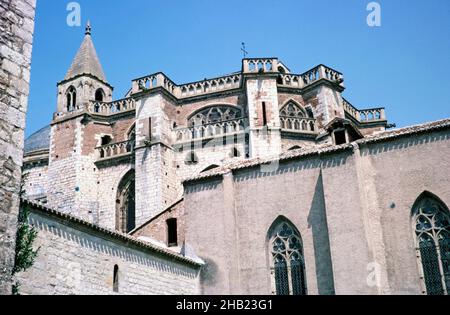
65,22 -> 106,82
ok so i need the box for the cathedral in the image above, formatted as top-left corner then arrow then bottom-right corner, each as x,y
18,24 -> 450,295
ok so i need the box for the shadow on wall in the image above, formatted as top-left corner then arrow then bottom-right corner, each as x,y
362,131 -> 450,157
199,257 -> 219,293
184,178 -> 221,194
27,213 -> 198,279
307,171 -> 336,295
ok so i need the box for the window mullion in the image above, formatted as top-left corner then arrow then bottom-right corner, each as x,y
286,255 -> 293,295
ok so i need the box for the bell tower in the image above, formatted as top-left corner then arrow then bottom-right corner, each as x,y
55,22 -> 113,115
47,22 -> 113,220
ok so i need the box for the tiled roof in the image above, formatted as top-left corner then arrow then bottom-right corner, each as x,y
24,125 -> 51,155
358,118 -> 450,144
65,32 -> 106,82
21,199 -> 203,267
184,118 -> 450,183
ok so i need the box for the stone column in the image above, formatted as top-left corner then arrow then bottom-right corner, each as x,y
0,0 -> 36,294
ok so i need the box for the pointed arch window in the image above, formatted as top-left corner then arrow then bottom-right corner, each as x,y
127,125 -> 136,152
66,86 -> 77,112
280,102 -> 307,118
279,102 -> 313,132
413,193 -> 450,295
95,88 -> 105,102
116,170 -> 135,233
188,105 -> 243,127
269,220 -> 307,295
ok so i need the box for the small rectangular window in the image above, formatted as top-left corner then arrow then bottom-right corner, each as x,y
113,265 -> 119,293
148,117 -> 152,140
167,218 -> 178,247
101,136 -> 112,146
334,130 -> 347,145
262,102 -> 268,127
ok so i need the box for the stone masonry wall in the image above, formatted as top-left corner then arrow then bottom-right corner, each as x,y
22,162 -> 48,200
16,206 -> 200,295
47,121 -> 79,214
133,199 -> 185,247
184,127 -> 450,295
96,161 -> 134,229
0,0 -> 36,294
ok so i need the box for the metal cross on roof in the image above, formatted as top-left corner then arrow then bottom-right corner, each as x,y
241,42 -> 248,58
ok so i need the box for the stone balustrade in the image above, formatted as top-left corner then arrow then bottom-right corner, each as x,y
97,140 -> 135,160
280,117 -> 318,134
174,118 -> 248,143
359,108 -> 386,122
343,99 -> 360,121
179,74 -> 241,98
132,72 -> 242,99
132,73 -> 174,94
343,99 -> 386,123
131,62 -> 346,99
277,65 -> 344,89
242,58 -> 278,73
88,98 -> 135,116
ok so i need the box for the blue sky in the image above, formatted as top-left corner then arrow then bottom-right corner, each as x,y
26,0 -> 450,136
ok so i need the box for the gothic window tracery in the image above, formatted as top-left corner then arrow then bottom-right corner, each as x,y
269,220 -> 307,295
280,102 -> 307,118
188,106 -> 243,127
413,193 -> 450,295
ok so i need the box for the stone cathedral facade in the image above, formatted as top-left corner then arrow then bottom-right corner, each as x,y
18,25 -> 450,295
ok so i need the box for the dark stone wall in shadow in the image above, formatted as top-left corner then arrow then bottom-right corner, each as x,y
307,171 -> 336,295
